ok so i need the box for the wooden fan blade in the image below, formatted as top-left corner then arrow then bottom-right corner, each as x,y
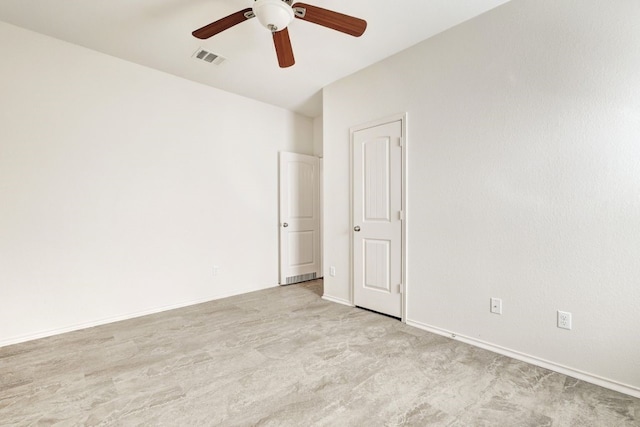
192,8 -> 253,39
273,28 -> 295,68
292,3 -> 366,37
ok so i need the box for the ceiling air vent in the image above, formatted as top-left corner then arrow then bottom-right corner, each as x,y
192,48 -> 225,65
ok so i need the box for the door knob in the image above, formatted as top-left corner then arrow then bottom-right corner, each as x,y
283,223 -> 289,228
354,226 -> 361,232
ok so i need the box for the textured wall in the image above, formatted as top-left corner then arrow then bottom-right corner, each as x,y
323,0 -> 640,393
0,22 -> 313,345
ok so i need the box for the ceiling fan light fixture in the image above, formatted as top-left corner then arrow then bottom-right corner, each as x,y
253,0 -> 294,32
192,1 -> 366,68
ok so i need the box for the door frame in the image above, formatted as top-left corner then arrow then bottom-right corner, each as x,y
349,113 -> 408,322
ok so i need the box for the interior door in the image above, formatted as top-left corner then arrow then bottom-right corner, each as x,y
279,152 -> 320,285
352,120 -> 403,318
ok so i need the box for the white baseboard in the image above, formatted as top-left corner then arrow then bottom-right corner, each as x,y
5,288 -> 637,399
406,319 -> 640,399
322,294 -> 353,307
0,283 -> 278,348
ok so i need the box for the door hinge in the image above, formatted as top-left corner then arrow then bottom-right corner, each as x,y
398,137 -> 404,147
399,210 -> 405,221
397,284 -> 404,294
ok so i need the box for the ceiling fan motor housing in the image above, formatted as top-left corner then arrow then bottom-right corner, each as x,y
253,0 -> 294,32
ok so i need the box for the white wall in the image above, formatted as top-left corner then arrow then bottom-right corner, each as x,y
313,116 -> 323,157
0,22 -> 313,345
312,115 -> 324,277
323,0 -> 640,395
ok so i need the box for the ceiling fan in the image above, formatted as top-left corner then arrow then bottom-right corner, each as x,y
192,0 -> 367,68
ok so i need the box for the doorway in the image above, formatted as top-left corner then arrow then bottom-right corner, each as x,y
351,115 -> 406,319
279,152 -> 321,285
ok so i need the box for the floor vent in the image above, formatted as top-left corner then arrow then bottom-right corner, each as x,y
192,48 -> 225,65
284,272 -> 317,285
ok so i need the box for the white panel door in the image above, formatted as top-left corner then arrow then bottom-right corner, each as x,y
279,152 -> 320,285
353,120 -> 403,318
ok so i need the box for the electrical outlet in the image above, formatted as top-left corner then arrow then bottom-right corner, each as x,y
213,265 -> 219,277
329,266 -> 336,277
558,310 -> 572,330
490,298 -> 502,315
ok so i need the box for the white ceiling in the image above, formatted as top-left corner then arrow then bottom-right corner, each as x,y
0,0 -> 510,117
